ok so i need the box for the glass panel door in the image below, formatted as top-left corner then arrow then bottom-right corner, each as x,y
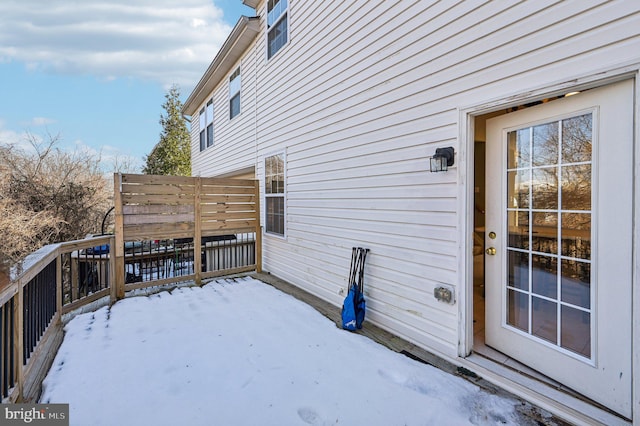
484,80 -> 633,417
505,113 -> 593,359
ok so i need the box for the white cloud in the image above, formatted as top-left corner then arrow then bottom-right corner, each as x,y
0,0 -> 233,89
191,18 -> 207,28
0,120 -> 39,152
0,128 -> 23,146
22,117 -> 57,126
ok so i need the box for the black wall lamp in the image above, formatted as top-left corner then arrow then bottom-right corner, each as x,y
430,147 -> 455,172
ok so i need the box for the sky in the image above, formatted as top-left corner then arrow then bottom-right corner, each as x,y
0,0 -> 254,171
39,276 -> 533,426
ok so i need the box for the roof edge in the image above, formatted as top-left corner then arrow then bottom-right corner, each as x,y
183,15 -> 260,116
242,0 -> 259,9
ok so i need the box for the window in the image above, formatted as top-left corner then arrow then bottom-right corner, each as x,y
199,99 -> 214,151
267,0 -> 288,59
206,100 -> 214,147
199,108 -> 206,151
265,153 -> 285,236
229,67 -> 241,119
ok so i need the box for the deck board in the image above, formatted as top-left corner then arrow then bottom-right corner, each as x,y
250,272 -> 569,426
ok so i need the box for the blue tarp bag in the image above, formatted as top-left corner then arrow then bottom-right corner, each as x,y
342,247 -> 369,331
341,286 -> 358,331
86,244 -> 110,255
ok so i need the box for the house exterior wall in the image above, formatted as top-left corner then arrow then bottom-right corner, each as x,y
190,0 -> 640,367
191,42 -> 258,177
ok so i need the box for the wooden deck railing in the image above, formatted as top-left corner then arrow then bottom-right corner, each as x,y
0,173 -> 262,402
0,235 -> 114,402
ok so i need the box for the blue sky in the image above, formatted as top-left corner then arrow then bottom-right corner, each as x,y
0,0 -> 254,171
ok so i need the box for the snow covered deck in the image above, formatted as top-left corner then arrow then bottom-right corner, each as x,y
39,276 -> 541,426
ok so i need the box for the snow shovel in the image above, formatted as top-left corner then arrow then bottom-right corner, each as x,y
355,248 -> 369,329
342,247 -> 369,330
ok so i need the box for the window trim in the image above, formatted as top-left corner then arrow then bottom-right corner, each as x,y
264,151 -> 286,238
266,0 -> 289,60
229,67 -> 241,119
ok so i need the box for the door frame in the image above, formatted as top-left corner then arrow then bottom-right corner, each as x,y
456,67 -> 640,422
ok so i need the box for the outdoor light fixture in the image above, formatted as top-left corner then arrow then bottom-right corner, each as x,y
430,147 -> 455,172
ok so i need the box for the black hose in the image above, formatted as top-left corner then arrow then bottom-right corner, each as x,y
101,206 -> 115,235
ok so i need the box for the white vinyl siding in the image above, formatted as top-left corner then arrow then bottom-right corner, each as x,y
191,50 -> 257,177
195,0 -> 640,359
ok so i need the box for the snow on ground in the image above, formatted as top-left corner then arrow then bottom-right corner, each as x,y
41,277 -> 529,426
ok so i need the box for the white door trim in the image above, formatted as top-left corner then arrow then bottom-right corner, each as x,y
456,67 -> 639,424
632,69 -> 640,426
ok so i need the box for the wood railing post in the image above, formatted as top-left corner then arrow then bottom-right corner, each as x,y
71,255 -> 79,302
194,177 -> 202,286
14,282 -> 24,401
56,253 -> 62,321
109,236 -> 117,304
254,180 -> 262,273
114,173 -> 125,300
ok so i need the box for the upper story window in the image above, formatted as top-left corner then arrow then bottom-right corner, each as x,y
199,107 -> 206,151
267,0 -> 288,59
206,100 -> 214,148
199,99 -> 214,151
229,67 -> 241,119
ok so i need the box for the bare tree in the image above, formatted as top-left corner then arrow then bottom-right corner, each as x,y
110,154 -> 142,174
0,133 -> 112,270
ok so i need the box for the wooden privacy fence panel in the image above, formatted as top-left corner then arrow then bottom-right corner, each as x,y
120,174 -> 196,241
114,174 -> 262,294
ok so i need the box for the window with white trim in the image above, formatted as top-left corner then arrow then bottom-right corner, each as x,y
265,153 -> 285,236
206,99 -> 214,148
267,0 -> 288,59
229,67 -> 241,119
199,98 -> 214,151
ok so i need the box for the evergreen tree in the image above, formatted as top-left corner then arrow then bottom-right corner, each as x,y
143,85 -> 191,176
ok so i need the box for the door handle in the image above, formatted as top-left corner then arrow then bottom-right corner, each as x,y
485,247 -> 496,256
